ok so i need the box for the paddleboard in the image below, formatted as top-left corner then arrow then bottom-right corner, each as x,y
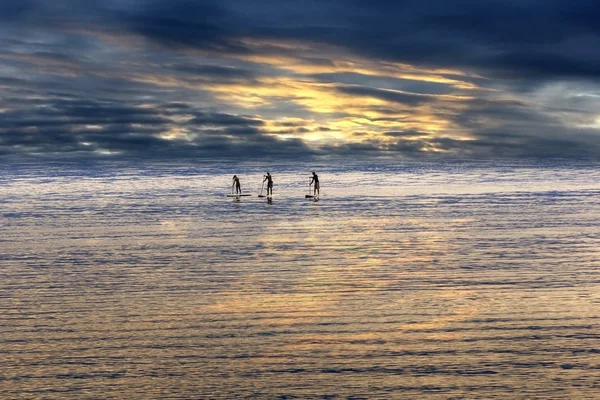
227,194 -> 252,197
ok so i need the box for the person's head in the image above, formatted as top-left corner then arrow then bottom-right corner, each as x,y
267,172 -> 270,175
233,175 -> 237,179
312,171 -> 316,175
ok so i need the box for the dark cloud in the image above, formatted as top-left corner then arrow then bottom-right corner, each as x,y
321,141 -> 385,156
336,85 -> 433,106
461,131 -> 600,158
0,0 -> 36,21
379,129 -> 600,159
277,120 -> 307,127
1,0 -> 600,160
1,101 -> 170,128
126,0 -> 250,53
448,97 -> 571,137
173,64 -> 258,81
310,72 -> 462,95
189,112 -> 264,127
338,0 -> 600,81
4,0 -> 600,82
115,0 -> 600,82
0,97 -> 314,159
384,130 -> 428,138
224,126 -> 262,136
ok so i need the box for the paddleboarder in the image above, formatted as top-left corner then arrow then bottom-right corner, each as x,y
263,172 -> 273,196
232,175 -> 242,195
310,171 -> 319,197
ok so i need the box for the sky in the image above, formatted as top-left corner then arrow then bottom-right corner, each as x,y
1,0 -> 600,160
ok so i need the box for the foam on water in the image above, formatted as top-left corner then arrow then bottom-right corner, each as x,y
1,160 -> 600,399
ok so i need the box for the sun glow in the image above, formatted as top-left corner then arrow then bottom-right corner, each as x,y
54,32 -> 498,153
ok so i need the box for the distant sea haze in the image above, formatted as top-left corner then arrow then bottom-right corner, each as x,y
1,160 -> 599,399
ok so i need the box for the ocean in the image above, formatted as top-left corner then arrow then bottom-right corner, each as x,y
1,159 -> 599,399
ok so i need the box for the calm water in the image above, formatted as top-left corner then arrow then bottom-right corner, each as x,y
1,160 -> 599,399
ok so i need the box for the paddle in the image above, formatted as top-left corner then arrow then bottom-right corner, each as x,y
258,180 -> 266,197
305,177 -> 314,198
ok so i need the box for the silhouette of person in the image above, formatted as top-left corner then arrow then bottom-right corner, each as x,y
263,172 -> 273,196
232,175 -> 241,194
310,171 -> 319,196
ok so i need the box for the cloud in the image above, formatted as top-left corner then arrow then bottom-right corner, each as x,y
335,85 -> 436,107
384,130 -> 429,138
126,0 -> 249,53
0,97 -> 315,159
173,63 -> 259,83
189,112 -> 264,127
0,0 -> 36,22
1,0 -> 600,160
310,72 -> 462,95
109,0 -> 600,82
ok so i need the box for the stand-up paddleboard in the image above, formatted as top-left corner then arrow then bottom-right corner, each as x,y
227,194 -> 252,197
306,178 -> 315,199
305,182 -> 317,199
258,194 -> 267,198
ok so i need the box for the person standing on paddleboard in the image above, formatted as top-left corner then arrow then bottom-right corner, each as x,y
232,175 -> 242,195
263,172 -> 273,196
310,171 -> 319,196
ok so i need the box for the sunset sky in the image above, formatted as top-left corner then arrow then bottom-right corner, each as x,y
1,0 -> 600,159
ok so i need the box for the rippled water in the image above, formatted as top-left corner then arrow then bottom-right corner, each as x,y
1,159 -> 600,399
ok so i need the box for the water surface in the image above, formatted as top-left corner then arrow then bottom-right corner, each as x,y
1,160 -> 599,399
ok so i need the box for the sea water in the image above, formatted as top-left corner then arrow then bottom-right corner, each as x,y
1,159 -> 599,399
